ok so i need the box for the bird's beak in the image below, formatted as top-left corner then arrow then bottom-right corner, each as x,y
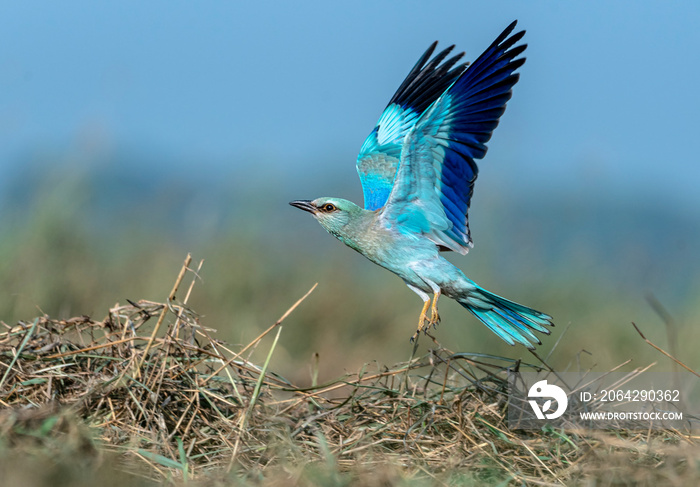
289,200 -> 317,214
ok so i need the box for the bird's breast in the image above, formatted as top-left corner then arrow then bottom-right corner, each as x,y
356,223 -> 438,272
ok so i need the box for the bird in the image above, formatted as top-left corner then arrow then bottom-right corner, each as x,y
290,21 -> 553,349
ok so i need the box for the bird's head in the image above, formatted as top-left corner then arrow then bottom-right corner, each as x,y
289,197 -> 363,237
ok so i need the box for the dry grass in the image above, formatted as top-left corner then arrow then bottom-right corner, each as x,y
1,255 -> 699,486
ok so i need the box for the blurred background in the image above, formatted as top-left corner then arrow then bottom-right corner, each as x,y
0,1 -> 698,383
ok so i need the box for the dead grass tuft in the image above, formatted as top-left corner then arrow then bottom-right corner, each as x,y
1,254 -> 699,485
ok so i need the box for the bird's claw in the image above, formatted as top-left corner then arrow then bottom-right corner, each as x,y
422,307 -> 440,331
428,294 -> 441,329
410,309 -> 440,342
421,317 -> 440,335
427,310 -> 441,329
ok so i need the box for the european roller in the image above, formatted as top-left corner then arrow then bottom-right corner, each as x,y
290,21 -> 553,349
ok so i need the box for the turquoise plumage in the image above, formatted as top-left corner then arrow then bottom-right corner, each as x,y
291,21 -> 553,348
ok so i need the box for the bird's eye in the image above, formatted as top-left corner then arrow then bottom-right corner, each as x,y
322,203 -> 337,212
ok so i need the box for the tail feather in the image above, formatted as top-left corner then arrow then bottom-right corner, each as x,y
458,285 -> 553,349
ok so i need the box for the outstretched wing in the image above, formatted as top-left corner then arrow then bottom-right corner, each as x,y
380,21 -> 526,254
356,42 -> 468,211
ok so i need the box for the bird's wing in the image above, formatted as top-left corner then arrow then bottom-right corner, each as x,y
380,21 -> 526,254
356,42 -> 468,211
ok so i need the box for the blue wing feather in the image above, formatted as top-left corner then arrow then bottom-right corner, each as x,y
381,21 -> 527,253
357,43 -> 468,210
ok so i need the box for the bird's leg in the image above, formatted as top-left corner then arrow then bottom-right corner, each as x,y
411,297 -> 432,342
428,290 -> 441,328
422,278 -> 441,332
407,280 -> 442,341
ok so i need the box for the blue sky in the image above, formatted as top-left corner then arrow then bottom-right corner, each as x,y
0,1 -> 698,214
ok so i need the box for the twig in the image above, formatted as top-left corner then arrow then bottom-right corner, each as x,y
632,322 -> 700,379
200,283 -> 317,387
135,253 -> 192,378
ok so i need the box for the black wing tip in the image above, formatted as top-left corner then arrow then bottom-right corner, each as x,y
419,41 -> 439,67
502,19 -> 524,38
507,30 -> 527,47
387,41 -> 469,113
385,21 -> 525,114
494,21 -> 526,54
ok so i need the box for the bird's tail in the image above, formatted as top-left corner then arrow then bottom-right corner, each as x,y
457,285 -> 553,349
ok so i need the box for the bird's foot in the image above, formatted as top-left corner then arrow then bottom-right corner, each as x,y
410,298 -> 432,342
427,309 -> 440,330
423,291 -> 441,332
